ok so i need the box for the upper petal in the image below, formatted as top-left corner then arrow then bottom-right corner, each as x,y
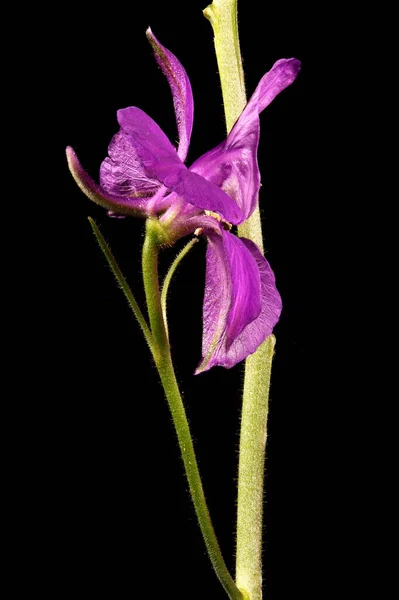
146,28 -> 194,162
191,58 -> 301,222
164,169 -> 243,225
190,137 -> 259,223
196,230 -> 282,373
117,107 -> 243,224
228,58 -> 301,144
100,131 -> 160,198
117,106 -> 179,171
66,146 -> 150,217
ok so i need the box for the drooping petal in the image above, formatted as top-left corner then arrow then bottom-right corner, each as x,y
66,147 -> 150,217
196,230 -> 282,373
191,58 -> 301,222
146,28 -> 194,162
117,107 -> 243,224
223,239 -> 282,364
224,232 -> 262,343
196,229 -> 261,372
100,131 -> 161,197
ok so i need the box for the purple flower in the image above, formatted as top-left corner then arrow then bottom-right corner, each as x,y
67,28 -> 300,373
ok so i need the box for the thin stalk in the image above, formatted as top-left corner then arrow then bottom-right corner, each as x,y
142,219 -> 244,600
88,217 -> 154,354
161,237 -> 199,339
204,2 -> 276,599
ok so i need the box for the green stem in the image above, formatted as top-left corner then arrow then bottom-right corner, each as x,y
161,237 -> 199,339
203,0 -> 246,132
205,2 -> 276,598
88,217 -> 154,354
236,336 -> 275,600
142,219 -> 244,600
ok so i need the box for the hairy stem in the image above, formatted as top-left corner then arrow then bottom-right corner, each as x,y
236,336 -> 275,600
161,237 -> 199,339
203,0 -> 246,132
205,2 -> 276,598
142,219 -> 244,600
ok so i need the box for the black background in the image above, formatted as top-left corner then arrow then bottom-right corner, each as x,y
24,1 -> 312,598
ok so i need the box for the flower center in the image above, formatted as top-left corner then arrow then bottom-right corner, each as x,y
204,210 -> 232,231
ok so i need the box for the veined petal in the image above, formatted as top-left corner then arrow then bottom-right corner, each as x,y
164,168 -> 243,225
117,106 -> 178,165
228,58 -> 301,145
146,28 -> 194,162
196,231 -> 282,373
117,107 -> 243,224
223,239 -> 282,365
196,230 -> 261,373
224,231 -> 262,344
190,139 -> 258,223
191,58 -> 301,222
66,147 -> 150,217
250,58 -> 301,114
100,131 -> 160,197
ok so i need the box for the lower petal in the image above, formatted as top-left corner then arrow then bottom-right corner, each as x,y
221,239 -> 282,368
196,232 -> 282,373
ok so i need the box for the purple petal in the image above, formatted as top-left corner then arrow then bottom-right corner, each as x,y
146,28 -> 194,162
164,168 -> 243,225
190,140 -> 257,223
224,232 -> 262,344
191,58 -> 301,222
229,58 -> 301,142
117,107 -> 243,224
196,231 -> 282,373
100,131 -> 160,197
66,147 -> 150,217
161,212 -> 223,242
246,59 -> 301,115
196,229 -> 261,372
117,106 -> 178,170
223,239 -> 282,363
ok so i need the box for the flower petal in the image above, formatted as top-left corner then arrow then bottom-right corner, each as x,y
146,28 -> 194,162
162,211 -> 223,242
225,232 -> 262,344
117,107 -> 243,224
190,140 -> 255,222
164,168 -> 243,225
191,58 -> 301,222
100,131 -> 161,197
117,106 -> 179,171
196,231 -> 282,373
244,58 -> 301,116
223,238 -> 282,363
66,147 -> 150,217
